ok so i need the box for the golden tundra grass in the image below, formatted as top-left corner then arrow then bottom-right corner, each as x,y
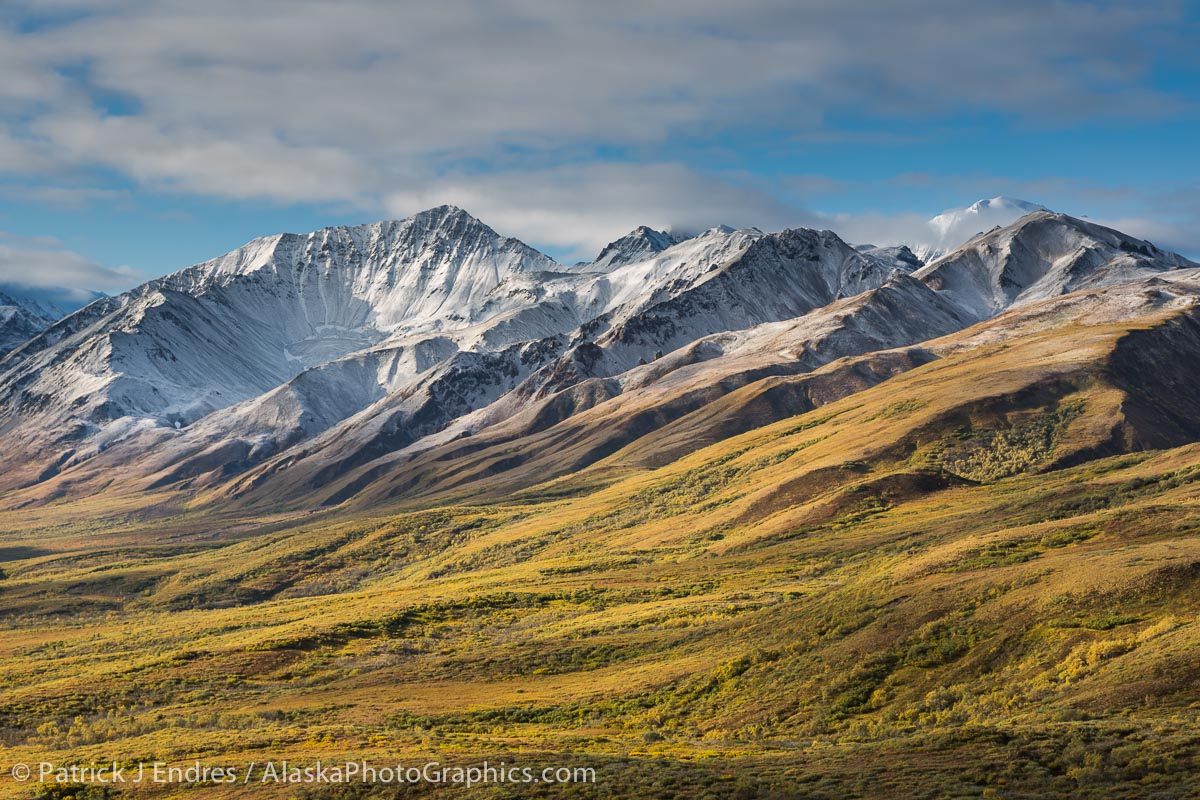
1,313 -> 1199,798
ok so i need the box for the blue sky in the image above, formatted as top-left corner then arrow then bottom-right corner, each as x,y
1,0 -> 1198,293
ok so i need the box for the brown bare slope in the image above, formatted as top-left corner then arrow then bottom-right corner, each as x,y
182,272 -> 1200,516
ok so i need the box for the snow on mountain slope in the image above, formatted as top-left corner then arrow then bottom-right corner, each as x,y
519,226 -> 912,398
157,204 -> 558,343
211,217 -> 1199,506
589,226 -> 688,270
226,268 -> 1200,510
854,244 -> 924,272
632,272 -> 967,384
0,290 -> 56,357
0,206 -> 559,486
391,216 -> 1193,481
305,225 -> 906,472
915,211 -> 1197,321
102,229 -> 771,489
911,196 -> 1046,263
214,268 -> 955,502
0,285 -> 107,359
215,338 -> 573,498
39,223 -> 897,496
410,273 -> 970,458
0,214 -> 776,493
4,205 -> 1198,507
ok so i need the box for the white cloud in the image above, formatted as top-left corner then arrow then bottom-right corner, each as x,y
0,233 -> 140,292
386,163 -> 812,260
1094,216 -> 1200,260
35,111 -> 378,203
0,184 -> 130,209
0,0 -> 1196,276
0,0 -> 1190,210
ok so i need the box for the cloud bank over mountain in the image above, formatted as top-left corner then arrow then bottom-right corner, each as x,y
1,0 -> 1198,270
0,232 -> 138,292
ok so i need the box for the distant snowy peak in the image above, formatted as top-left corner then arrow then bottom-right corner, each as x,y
0,291 -> 54,357
928,196 -> 1046,240
913,196 -> 1047,263
0,283 -> 106,320
175,205 -> 556,287
591,225 -> 687,269
916,210 -> 1197,320
855,244 -> 924,272
0,285 -> 107,358
0,289 -> 56,324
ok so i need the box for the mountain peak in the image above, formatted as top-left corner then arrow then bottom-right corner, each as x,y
259,206 -> 499,252
856,243 -> 925,272
592,225 -> 685,269
905,196 -> 1048,263
406,203 -> 473,226
167,205 -> 555,294
388,204 -> 517,247
966,196 -> 1043,214
915,210 -> 1196,320
928,196 -> 1047,239
421,202 -> 466,215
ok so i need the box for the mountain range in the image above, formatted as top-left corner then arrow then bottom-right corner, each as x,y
0,284 -> 105,357
912,195 -> 1047,262
0,200 -> 1195,511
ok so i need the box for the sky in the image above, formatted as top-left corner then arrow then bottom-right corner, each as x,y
0,0 -> 1198,294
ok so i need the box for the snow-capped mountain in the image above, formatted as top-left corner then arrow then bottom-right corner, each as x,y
41,222 -> 903,493
854,244 -> 924,272
0,284 -> 105,357
207,212 -> 1196,505
589,226 -> 688,270
522,226 -> 910,398
0,212 -> 733,486
0,205 -> 551,422
0,207 -> 560,483
911,196 -> 1047,263
915,210 -> 1195,320
188,225 -> 911,494
0,290 -> 56,357
231,265 -> 1200,511
0,204 -> 1196,505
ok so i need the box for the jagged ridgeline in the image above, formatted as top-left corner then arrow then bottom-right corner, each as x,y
3,202 -> 1200,798
1,202 -> 1193,507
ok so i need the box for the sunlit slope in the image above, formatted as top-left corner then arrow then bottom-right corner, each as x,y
6,212 -> 1193,520
193,272 -> 1200,515
2,287 -> 1200,796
